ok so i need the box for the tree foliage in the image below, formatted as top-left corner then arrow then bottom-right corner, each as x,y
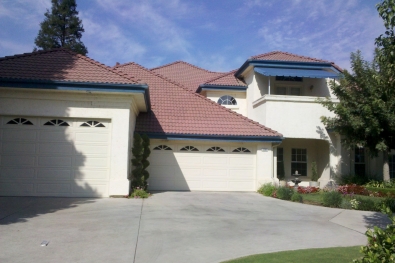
34,0 -> 88,55
320,0 -> 395,181
131,133 -> 151,190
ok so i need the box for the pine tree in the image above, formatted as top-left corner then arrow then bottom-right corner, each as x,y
34,0 -> 88,55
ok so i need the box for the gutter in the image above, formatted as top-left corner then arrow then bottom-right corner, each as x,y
0,78 -> 151,111
142,132 -> 284,143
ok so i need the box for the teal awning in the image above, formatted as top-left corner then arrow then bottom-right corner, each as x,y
254,67 -> 340,78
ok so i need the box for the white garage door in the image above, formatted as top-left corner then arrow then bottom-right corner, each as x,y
0,116 -> 111,197
148,144 -> 256,191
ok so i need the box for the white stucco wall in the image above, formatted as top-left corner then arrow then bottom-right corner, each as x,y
0,88 -> 138,196
206,91 -> 247,116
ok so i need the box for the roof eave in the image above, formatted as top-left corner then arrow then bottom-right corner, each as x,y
197,84 -> 247,93
0,78 -> 151,111
141,132 -> 283,143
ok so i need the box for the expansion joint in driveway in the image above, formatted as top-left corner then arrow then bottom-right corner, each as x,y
133,199 -> 144,263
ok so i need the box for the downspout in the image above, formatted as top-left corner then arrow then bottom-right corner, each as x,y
268,77 -> 271,95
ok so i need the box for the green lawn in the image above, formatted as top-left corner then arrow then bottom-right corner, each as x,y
300,192 -> 323,205
222,246 -> 362,263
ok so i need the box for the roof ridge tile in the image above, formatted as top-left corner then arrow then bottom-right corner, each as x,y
150,60 -> 222,74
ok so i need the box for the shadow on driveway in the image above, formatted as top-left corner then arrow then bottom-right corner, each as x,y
0,197 -> 96,225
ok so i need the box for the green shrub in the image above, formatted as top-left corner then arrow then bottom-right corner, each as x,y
353,206 -> 395,263
340,199 -> 353,209
258,183 -> 277,197
291,192 -> 303,203
380,198 -> 395,213
355,197 -> 380,212
130,187 -> 150,198
322,191 -> 343,207
311,161 -> 319,182
276,187 -> 294,200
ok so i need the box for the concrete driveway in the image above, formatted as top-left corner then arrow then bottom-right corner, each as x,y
0,192 -> 390,263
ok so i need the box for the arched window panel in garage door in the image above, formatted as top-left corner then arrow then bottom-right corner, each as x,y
153,145 -> 172,150
232,147 -> 251,153
43,119 -> 70,126
6,117 -> 34,125
180,146 -> 199,151
80,120 -> 106,128
206,146 -> 225,152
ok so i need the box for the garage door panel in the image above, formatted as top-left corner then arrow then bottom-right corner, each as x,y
0,182 -> 34,195
202,168 -> 228,178
176,167 -> 201,178
229,156 -> 254,166
175,155 -> 202,165
74,144 -> 109,155
38,156 -> 72,167
148,179 -> 176,191
202,156 -> 228,165
149,153 -> 176,166
2,142 -> 36,154
183,180 -> 200,190
38,143 -> 73,154
74,169 -> 109,180
36,183 -> 71,194
2,155 -> 36,167
228,181 -> 255,191
39,131 -> 71,143
3,130 -> 37,141
0,168 -> 35,179
202,180 -> 228,190
73,182 -> 108,197
75,132 -> 109,143
79,157 -> 108,168
229,169 -> 255,179
36,169 -> 72,180
149,166 -> 175,179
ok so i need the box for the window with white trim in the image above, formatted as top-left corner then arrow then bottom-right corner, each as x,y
217,95 -> 237,105
291,148 -> 307,176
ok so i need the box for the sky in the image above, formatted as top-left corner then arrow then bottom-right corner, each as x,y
0,0 -> 385,72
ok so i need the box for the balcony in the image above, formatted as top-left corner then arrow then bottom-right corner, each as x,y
252,95 -> 339,139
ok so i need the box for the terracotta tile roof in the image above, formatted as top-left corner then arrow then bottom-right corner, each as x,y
0,49 -> 139,84
150,61 -> 224,92
204,70 -> 246,86
250,51 -> 343,71
115,62 -> 281,138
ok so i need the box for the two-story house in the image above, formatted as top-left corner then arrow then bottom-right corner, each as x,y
0,49 -> 393,197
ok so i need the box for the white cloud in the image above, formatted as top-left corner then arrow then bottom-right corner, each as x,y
0,0 -> 50,28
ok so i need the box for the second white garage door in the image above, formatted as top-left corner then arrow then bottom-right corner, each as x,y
148,143 -> 256,191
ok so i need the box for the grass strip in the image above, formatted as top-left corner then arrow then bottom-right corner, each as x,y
222,246 -> 361,263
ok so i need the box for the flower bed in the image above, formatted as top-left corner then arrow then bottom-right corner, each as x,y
297,186 -> 320,194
